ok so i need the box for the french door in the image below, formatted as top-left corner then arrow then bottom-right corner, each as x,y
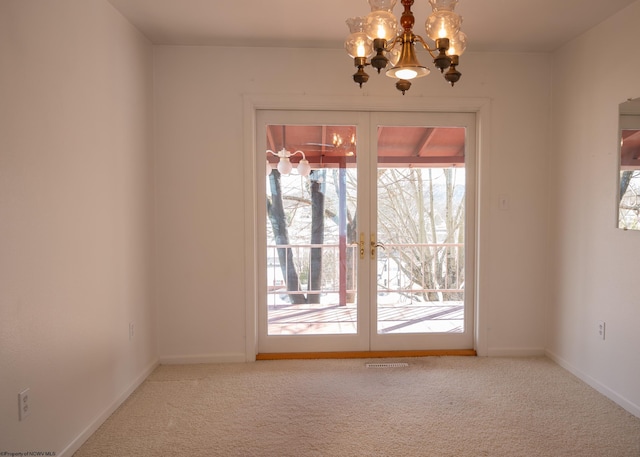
256,110 -> 475,353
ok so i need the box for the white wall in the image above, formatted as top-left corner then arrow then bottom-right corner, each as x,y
548,1 -> 640,416
153,46 -> 551,361
0,1 -> 156,454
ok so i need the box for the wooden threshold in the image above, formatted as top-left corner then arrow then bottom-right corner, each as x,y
256,349 -> 476,360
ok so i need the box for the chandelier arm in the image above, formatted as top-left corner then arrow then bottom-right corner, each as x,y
414,35 -> 439,57
290,150 -> 307,160
384,35 -> 403,53
266,149 -> 280,158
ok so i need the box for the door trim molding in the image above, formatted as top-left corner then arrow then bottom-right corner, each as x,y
243,94 -> 492,361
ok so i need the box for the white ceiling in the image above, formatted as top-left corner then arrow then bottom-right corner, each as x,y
107,0 -> 636,53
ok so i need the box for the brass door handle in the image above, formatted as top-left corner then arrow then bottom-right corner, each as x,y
359,232 -> 365,260
370,236 -> 385,259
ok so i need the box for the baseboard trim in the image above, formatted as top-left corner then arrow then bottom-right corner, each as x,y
546,350 -> 640,419
58,358 -> 159,457
159,353 -> 247,364
487,347 -> 546,357
256,349 -> 477,360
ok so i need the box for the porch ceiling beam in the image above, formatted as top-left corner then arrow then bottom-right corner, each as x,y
413,128 -> 436,157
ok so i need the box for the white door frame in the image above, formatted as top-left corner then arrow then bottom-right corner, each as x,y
243,94 -> 491,361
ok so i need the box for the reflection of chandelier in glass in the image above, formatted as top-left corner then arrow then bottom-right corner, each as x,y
332,133 -> 343,148
332,132 -> 357,149
345,0 -> 467,94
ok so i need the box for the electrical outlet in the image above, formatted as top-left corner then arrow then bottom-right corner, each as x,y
129,322 -> 135,340
18,388 -> 30,421
598,321 -> 606,340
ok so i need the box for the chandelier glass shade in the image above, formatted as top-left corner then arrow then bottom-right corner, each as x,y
446,30 -> 467,57
345,0 -> 467,94
364,0 -> 398,41
344,17 -> 374,58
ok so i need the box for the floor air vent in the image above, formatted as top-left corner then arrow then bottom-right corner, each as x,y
366,362 -> 409,368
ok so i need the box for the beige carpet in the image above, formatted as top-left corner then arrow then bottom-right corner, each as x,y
74,357 -> 640,456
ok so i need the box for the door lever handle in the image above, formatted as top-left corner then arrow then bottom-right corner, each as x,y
370,236 -> 385,259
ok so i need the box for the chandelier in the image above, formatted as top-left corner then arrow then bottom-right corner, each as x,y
345,0 -> 467,94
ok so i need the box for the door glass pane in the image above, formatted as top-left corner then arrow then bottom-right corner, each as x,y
265,124 -> 358,335
376,126 -> 466,334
